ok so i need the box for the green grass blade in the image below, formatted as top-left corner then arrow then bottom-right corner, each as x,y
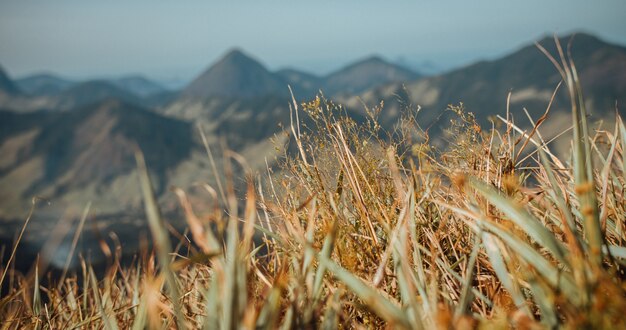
471,179 -> 569,267
454,232 -> 481,319
538,148 -> 578,235
134,149 -> 184,329
481,232 -> 528,311
476,218 -> 580,304
89,268 -> 118,330
319,254 -> 412,329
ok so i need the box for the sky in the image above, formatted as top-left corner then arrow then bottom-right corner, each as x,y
1,0 -> 625,86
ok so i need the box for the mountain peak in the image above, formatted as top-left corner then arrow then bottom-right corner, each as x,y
324,55 -> 421,95
181,48 -> 288,99
221,48 -> 254,61
356,55 -> 386,65
536,31 -> 602,45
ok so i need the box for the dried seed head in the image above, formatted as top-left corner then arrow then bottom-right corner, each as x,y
502,173 -> 519,195
574,181 -> 594,195
452,171 -> 467,190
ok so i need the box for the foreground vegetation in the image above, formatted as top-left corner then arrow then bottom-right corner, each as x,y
2,40 -> 626,329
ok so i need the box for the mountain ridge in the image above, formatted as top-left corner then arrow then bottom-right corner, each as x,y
343,32 -> 626,127
15,73 -> 75,96
323,55 -> 421,95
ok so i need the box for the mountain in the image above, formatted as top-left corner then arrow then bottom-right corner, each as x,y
343,33 -> 626,139
0,79 -> 144,112
182,49 -> 288,99
277,57 -> 422,98
15,73 -> 75,96
0,99 -> 212,271
0,99 -> 195,220
396,58 -> 444,76
324,56 -> 420,96
0,65 -> 21,96
15,74 -> 168,98
49,80 -> 143,110
111,75 -> 168,97
276,68 -> 324,97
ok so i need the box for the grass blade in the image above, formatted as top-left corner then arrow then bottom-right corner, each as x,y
319,254 -> 412,329
471,179 -> 569,267
134,149 -> 184,328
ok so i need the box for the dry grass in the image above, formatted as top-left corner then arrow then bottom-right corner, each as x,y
2,38 -> 626,329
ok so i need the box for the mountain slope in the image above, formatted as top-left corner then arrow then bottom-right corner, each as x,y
182,49 -> 288,99
0,99 -> 195,219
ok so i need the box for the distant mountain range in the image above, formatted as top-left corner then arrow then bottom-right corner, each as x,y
0,31 -> 624,271
341,33 -> 626,142
2,50 -> 420,111
15,74 -> 75,96
15,73 -> 169,98
180,49 -> 420,100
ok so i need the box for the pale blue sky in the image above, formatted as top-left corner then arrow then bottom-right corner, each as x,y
1,0 -> 625,84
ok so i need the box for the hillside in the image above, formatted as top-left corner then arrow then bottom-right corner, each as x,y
344,33 -> 626,135
0,99 -> 195,220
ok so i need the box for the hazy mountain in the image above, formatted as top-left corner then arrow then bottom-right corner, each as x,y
277,56 -> 422,98
0,99 -> 212,271
49,80 -> 143,110
15,73 -> 75,96
111,75 -> 168,97
0,65 -> 21,96
395,58 -> 444,76
0,99 -> 195,219
0,78 -> 143,112
276,68 -> 324,97
141,90 -> 180,109
324,56 -> 421,96
182,49 -> 289,99
343,33 -> 626,139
